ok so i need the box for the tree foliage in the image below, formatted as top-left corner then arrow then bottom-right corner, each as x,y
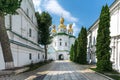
70,44 -> 74,61
77,27 -> 87,64
0,0 -> 22,15
73,39 -> 78,62
36,12 -> 52,45
96,5 -> 112,71
35,12 -> 52,60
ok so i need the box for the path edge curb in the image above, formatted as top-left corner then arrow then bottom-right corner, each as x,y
95,71 -> 114,80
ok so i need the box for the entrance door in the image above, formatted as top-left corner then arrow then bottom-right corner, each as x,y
59,54 -> 64,60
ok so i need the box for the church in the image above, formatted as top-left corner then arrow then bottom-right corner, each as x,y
48,17 -> 75,60
87,0 -> 120,73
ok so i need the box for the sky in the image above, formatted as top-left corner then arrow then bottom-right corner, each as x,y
33,0 -> 114,37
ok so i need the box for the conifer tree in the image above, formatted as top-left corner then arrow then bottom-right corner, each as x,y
96,5 -> 112,71
0,0 -> 22,69
73,39 -> 78,62
77,27 -> 87,64
70,45 -> 74,61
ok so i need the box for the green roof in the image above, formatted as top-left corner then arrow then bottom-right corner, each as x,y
53,32 -> 76,38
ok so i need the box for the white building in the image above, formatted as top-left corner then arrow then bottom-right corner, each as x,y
87,0 -> 120,72
48,17 -> 75,60
0,0 -> 45,70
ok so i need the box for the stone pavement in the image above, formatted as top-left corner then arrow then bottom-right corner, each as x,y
0,60 -> 111,80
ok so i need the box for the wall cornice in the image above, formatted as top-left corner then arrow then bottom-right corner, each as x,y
7,29 -> 44,50
10,40 -> 44,52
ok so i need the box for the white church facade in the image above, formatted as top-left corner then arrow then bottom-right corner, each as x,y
0,0 -> 45,70
87,0 -> 120,72
48,17 -> 75,60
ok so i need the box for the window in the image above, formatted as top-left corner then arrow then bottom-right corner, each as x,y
38,54 -> 40,59
89,36 -> 92,47
65,42 -> 67,46
31,15 -> 33,22
29,28 -> 32,37
9,15 -> 12,30
27,8 -> 29,16
60,42 -> 62,46
59,39 -> 62,41
29,53 -> 32,60
93,37 -> 96,45
59,39 -> 62,46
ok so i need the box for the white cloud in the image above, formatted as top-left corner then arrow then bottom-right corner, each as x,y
43,0 -> 78,22
33,0 -> 78,22
32,0 -> 42,13
72,23 -> 80,37
32,0 -> 80,36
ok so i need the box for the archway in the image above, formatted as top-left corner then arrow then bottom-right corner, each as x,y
59,54 -> 64,60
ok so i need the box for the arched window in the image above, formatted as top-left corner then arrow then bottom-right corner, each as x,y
59,39 -> 62,41
60,42 -> 62,46
59,39 -> 62,46
29,53 -> 32,60
38,54 -> 40,59
93,37 -> 96,45
65,42 -> 67,46
29,28 -> 32,37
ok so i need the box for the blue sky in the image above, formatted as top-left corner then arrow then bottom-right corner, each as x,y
33,0 -> 114,36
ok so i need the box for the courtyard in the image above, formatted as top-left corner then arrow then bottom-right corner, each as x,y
0,60 -> 111,80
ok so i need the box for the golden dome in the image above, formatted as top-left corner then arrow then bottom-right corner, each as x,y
59,17 -> 66,29
68,24 -> 73,32
59,24 -> 66,29
60,17 -> 64,24
52,25 -> 56,33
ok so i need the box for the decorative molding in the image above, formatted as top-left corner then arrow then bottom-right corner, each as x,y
7,29 -> 44,50
56,50 -> 69,52
10,39 -> 44,52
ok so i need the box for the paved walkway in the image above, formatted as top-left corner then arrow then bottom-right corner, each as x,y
0,60 -> 110,80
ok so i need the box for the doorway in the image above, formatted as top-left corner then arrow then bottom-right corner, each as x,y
59,54 -> 64,60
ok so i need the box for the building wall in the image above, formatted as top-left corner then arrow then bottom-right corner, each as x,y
48,33 -> 75,60
87,23 -> 98,64
53,35 -> 70,51
0,0 -> 44,70
87,0 -> 120,72
57,51 -> 69,60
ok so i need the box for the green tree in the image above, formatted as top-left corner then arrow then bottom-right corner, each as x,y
0,0 -> 22,69
96,5 -> 112,71
73,39 -> 78,62
77,27 -> 87,64
70,44 -> 74,61
35,12 -> 52,61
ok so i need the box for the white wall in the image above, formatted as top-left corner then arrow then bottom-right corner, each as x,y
53,35 -> 70,51
0,0 -> 44,70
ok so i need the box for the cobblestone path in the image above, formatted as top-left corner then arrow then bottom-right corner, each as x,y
0,60 -> 110,80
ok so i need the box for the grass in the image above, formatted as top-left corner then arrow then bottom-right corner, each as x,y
90,68 -> 120,80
